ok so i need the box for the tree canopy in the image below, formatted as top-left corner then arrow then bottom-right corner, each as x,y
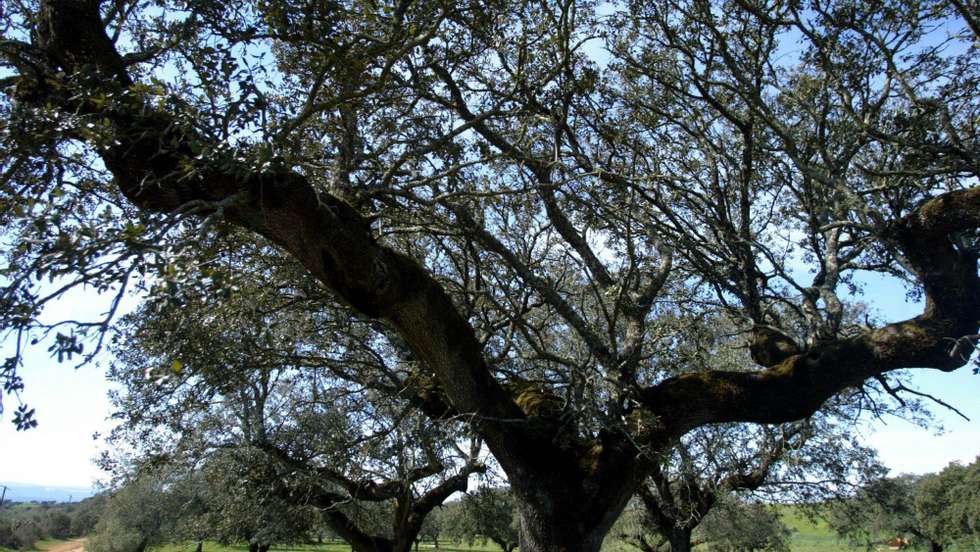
1,1 -> 978,551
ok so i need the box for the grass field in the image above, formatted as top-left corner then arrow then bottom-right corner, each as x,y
149,518 -> 858,552
152,543 -> 504,552
32,540 -> 75,551
776,506 -> 863,552
7,509 -> 859,552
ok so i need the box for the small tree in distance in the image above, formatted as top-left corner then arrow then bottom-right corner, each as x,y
443,488 -> 520,552
697,498 -> 791,552
87,472 -> 179,552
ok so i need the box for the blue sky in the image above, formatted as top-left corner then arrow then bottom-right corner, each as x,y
841,274 -> 980,475
1,269 -> 978,490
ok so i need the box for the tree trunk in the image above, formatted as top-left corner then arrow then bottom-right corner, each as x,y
510,462 -> 639,552
929,542 -> 942,552
516,504 -> 615,552
195,542 -> 203,552
350,541 -> 393,552
388,524 -> 414,552
666,528 -> 693,552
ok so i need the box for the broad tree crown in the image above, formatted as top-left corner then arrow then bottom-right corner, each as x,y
1,1 -> 978,550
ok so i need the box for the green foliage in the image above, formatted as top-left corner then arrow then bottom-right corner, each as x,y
0,501 -> 98,551
194,450 -> 320,548
827,475 -> 919,550
87,453 -> 320,552
69,495 -> 108,537
42,513 -> 70,541
1,0 -> 979,549
697,499 -> 791,552
913,458 -> 980,551
441,488 -> 519,552
87,475 -> 180,552
828,456 -> 980,552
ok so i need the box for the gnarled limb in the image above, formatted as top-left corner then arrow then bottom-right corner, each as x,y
639,189 -> 980,442
28,0 -> 555,480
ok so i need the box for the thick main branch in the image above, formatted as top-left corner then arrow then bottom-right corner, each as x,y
640,189 -> 980,441
30,0 -> 552,481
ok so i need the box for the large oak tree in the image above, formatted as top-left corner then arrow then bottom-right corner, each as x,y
1,1 -> 978,551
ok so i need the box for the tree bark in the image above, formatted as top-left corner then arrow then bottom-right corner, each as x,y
392,530 -> 415,552
514,478 -> 636,552
666,529 -> 693,552
517,510 -> 608,552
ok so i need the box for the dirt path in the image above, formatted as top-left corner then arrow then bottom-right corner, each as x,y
40,539 -> 86,552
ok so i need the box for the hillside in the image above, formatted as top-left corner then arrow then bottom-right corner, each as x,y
0,483 -> 94,504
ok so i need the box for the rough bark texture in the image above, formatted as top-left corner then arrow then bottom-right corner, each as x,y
517,506 -> 610,552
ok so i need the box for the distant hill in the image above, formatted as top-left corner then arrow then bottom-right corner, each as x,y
0,482 -> 95,503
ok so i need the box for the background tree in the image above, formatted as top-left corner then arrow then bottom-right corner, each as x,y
195,450 -> 320,552
105,258 -> 482,552
69,495 -> 108,538
44,510 -> 72,541
828,475 -> 920,552
0,498 -> 107,551
625,415 -> 882,552
415,506 -> 444,549
87,471 -> 183,552
1,1 -> 978,552
0,508 -> 44,551
696,498 -> 791,552
442,487 -> 519,552
913,458 -> 979,552
829,457 -> 980,552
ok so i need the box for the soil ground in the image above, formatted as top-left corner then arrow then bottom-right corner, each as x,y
36,539 -> 86,552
